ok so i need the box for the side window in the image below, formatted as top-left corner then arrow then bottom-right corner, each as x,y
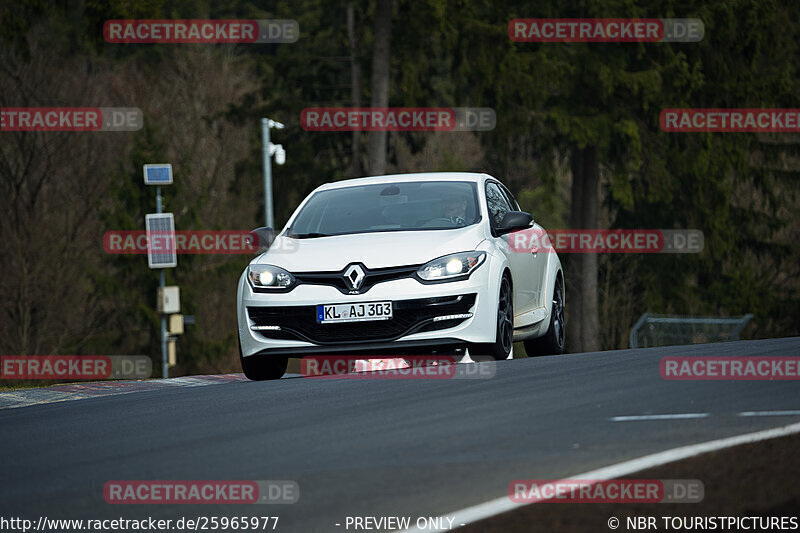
499,184 -> 520,211
485,182 -> 512,229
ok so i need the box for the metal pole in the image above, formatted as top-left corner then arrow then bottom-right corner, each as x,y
156,186 -> 168,379
160,270 -> 167,379
261,118 -> 274,228
629,312 -> 649,349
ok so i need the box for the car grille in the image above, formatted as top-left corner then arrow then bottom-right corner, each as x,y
288,264 -> 420,295
247,294 -> 476,345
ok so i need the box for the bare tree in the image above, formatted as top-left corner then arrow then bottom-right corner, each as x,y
567,145 -> 599,352
367,0 -> 392,176
0,32 -> 259,374
347,3 -> 363,177
0,33 -> 121,356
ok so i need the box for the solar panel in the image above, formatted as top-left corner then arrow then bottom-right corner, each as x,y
145,213 -> 177,269
143,164 -> 173,185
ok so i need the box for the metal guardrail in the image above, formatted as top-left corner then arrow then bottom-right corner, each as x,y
629,313 -> 754,349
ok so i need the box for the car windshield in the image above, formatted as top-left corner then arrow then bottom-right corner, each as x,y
288,180 -> 480,237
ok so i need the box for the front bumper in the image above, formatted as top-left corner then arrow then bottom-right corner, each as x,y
237,264 -> 498,357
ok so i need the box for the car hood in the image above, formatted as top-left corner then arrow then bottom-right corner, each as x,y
256,227 -> 487,271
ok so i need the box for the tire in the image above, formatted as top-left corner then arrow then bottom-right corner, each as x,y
524,275 -> 565,356
239,340 -> 288,380
470,275 -> 514,361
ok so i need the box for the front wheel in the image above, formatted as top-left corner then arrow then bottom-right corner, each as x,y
239,340 -> 288,380
470,275 -> 514,361
524,276 -> 565,356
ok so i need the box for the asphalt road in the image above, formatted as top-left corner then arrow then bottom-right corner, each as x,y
2,338 -> 799,532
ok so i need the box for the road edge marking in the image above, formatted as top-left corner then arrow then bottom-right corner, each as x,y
398,421 -> 800,532
739,410 -> 800,417
611,413 -> 709,421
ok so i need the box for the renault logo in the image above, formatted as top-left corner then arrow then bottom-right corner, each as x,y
343,264 -> 366,290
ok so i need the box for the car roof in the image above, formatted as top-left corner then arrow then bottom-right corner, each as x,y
315,172 -> 493,192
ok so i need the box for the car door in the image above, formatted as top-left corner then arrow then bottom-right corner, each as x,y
484,181 -> 538,324
499,183 -> 549,318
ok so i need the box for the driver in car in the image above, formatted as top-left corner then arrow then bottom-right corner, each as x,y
442,195 -> 468,226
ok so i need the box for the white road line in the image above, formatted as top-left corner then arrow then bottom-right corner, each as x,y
739,410 -> 800,417
398,421 -> 800,532
611,413 -> 709,421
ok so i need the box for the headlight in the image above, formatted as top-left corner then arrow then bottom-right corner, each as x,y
417,251 -> 486,282
247,264 -> 295,289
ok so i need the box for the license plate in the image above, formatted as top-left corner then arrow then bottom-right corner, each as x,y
316,301 -> 393,324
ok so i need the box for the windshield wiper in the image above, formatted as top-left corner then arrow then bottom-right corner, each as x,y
289,232 -> 334,239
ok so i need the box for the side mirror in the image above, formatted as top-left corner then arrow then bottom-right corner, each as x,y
497,211 -> 533,235
248,227 -> 275,252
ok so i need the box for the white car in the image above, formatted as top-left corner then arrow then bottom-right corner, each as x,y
237,172 -> 565,380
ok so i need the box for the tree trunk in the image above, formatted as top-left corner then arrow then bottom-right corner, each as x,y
367,0 -> 392,176
567,145 -> 600,353
347,3 -> 362,177
568,148 -> 585,353
581,146 -> 600,352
